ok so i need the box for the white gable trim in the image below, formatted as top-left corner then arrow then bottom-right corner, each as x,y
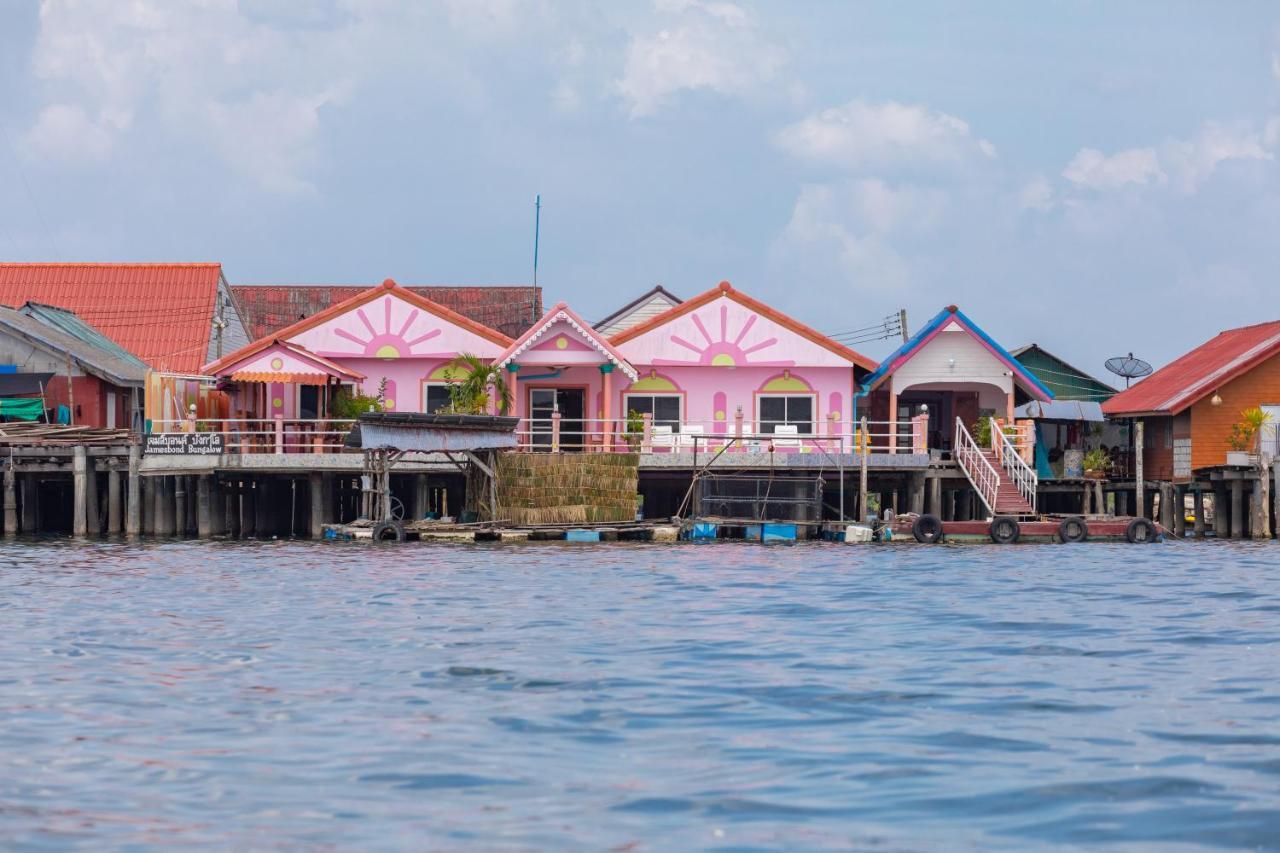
497,309 -> 638,380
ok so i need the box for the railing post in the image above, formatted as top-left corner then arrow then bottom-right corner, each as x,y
734,406 -> 744,452
859,416 -> 869,522
274,415 -> 284,455
551,411 -> 561,453
912,413 -> 928,454
641,412 -> 653,453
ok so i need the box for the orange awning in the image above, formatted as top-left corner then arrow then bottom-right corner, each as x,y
230,371 -> 337,385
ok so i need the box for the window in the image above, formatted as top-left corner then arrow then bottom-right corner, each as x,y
625,394 -> 682,430
423,384 -> 452,414
758,395 -> 813,434
298,385 -> 320,420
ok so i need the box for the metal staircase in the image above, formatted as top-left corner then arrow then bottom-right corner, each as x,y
954,417 -> 1037,517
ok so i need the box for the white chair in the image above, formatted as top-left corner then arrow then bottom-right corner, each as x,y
677,423 -> 705,450
650,424 -> 674,450
772,424 -> 802,449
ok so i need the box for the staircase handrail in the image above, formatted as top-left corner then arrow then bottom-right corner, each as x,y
991,416 -> 1037,513
954,417 -> 999,516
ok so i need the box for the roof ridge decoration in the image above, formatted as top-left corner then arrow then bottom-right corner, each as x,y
496,303 -> 639,380
609,280 -> 877,370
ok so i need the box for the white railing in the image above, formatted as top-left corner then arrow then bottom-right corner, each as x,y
955,417 -> 999,516
152,418 -> 356,454
991,416 -> 1037,513
509,415 -> 923,456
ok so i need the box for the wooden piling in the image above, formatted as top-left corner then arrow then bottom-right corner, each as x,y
928,474 -> 941,517
858,417 -> 869,522
1255,472 -> 1271,540
1274,461 -> 1280,540
1172,485 -> 1186,538
73,445 -> 88,538
1193,489 -> 1205,538
126,444 -> 141,538
1230,479 -> 1244,539
84,456 -> 99,536
107,467 -> 122,534
20,474 -> 37,534
174,476 -> 187,538
3,463 -> 16,537
225,484 -> 239,539
1134,420 -> 1145,518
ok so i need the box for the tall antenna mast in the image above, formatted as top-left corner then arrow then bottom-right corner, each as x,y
531,194 -> 541,325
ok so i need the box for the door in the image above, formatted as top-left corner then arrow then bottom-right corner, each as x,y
105,391 -> 117,429
528,388 -> 586,450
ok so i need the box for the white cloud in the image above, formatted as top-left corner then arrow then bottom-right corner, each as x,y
1017,175 -> 1054,212
616,0 -> 787,118
775,99 -> 997,171
1063,121 -> 1273,194
773,180 -> 946,290
24,103 -> 118,162
1061,146 -> 1165,190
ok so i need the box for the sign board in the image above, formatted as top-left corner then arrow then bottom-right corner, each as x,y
144,433 -> 225,455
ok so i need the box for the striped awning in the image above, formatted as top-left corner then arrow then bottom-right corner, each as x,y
229,371 -> 336,385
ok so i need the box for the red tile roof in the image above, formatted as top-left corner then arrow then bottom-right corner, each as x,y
0,263 -> 224,372
1102,319 -> 1280,416
233,284 -> 542,341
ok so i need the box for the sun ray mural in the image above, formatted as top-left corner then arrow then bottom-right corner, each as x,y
323,296 -> 459,359
654,303 -> 795,367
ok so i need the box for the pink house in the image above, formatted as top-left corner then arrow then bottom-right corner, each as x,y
204,278 -> 876,453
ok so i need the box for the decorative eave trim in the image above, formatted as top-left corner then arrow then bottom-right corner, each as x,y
496,309 -> 639,381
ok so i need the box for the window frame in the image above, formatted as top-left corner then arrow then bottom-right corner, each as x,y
623,392 -> 684,431
422,382 -> 453,415
755,393 -> 816,435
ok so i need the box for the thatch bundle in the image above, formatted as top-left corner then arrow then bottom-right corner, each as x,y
497,452 -> 639,525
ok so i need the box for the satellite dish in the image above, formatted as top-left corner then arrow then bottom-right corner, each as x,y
1105,352 -> 1153,388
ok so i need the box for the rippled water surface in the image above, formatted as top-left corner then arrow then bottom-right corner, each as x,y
2,539 -> 1279,850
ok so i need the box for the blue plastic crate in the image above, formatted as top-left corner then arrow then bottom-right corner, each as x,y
565,529 -> 601,543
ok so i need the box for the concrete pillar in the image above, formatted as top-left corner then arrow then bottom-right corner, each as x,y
174,476 -> 187,538
410,474 -> 428,522
1212,483 -> 1228,537
142,475 -> 155,535
20,474 -> 37,534
72,445 -> 89,538
108,467 -> 122,535
1193,489 -> 1205,538
84,455 -> 99,536
255,479 -> 271,538
309,472 -> 324,538
1274,461 -> 1280,541
225,484 -> 239,539
156,477 -> 175,537
1159,483 -> 1175,533
196,475 -> 213,538
1116,489 -> 1128,517
126,445 -> 141,538
1253,478 -> 1270,540
1173,486 -> 1186,538
321,474 -> 336,525
241,482 -> 256,538
1230,479 -> 1245,539
941,489 -> 954,521
3,464 -> 16,537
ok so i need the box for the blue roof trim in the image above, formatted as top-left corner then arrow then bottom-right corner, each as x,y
860,307 -> 1054,400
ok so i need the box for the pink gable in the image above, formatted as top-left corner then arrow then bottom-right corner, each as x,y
613,293 -> 853,369
288,291 -> 508,361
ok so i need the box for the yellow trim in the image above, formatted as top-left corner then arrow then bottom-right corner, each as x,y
628,375 -> 679,392
761,375 -> 812,392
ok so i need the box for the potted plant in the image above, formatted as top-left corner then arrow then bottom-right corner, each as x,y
442,354 -> 512,416
1226,407 -> 1272,466
623,408 -> 645,450
1082,448 -> 1110,480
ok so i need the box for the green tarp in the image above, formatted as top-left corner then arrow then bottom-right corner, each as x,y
0,398 -> 45,421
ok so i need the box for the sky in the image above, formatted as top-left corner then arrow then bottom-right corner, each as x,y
2,1 -> 1279,375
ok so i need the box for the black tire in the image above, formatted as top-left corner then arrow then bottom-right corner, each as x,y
1059,517 -> 1089,544
372,520 -> 407,542
1125,517 -> 1157,544
912,513 -> 944,544
989,516 -> 1020,545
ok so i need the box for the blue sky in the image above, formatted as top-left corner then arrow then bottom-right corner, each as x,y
2,1 -> 1279,374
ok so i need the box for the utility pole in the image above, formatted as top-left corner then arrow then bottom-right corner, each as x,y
899,309 -> 909,343
531,194 -> 541,326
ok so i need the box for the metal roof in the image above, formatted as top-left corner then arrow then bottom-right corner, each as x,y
0,263 -> 223,372
1015,400 -> 1106,422
232,284 -> 543,341
0,306 -> 148,387
1101,319 -> 1280,416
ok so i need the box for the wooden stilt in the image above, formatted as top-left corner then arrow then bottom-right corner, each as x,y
108,468 -> 122,534
20,474 -> 37,533
1193,489 -> 1205,538
3,463 -> 16,537
1230,479 -> 1244,539
309,472 -> 324,538
928,474 -> 941,517
196,475 -> 213,538
174,476 -> 187,538
1173,485 -> 1186,538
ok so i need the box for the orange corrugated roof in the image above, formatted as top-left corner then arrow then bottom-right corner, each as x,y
1102,319 -> 1280,416
0,263 -> 223,373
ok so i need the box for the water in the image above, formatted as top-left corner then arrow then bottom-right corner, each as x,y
2,539 -> 1279,850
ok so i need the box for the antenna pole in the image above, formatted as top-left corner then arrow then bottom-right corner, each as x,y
531,194 -> 541,325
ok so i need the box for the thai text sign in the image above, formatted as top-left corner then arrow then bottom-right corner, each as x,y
144,433 -> 224,455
